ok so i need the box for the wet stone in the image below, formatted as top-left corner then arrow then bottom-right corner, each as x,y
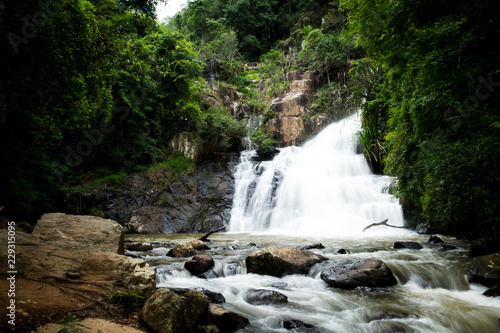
428,236 -> 444,244
245,289 -> 288,305
281,319 -> 317,332
394,241 -> 423,250
299,243 -> 325,250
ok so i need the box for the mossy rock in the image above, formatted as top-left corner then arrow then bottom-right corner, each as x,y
466,252 -> 500,287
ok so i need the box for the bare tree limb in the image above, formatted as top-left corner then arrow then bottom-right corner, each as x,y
363,219 -> 407,232
199,225 -> 227,241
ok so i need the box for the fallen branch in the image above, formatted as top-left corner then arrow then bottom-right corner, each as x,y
362,219 -> 407,232
199,225 -> 227,242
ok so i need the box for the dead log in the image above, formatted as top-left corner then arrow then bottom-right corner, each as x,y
363,219 -> 406,232
199,225 -> 227,241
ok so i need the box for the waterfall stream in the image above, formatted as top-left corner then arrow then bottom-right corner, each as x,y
130,114 -> 500,332
230,112 -> 406,237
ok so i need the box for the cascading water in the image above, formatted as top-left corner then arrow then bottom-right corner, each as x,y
230,112 -> 406,237
130,113 -> 500,333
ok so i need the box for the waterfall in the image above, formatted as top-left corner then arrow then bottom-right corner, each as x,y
230,112 -> 408,237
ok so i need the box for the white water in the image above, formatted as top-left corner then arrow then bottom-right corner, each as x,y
128,113 -> 500,333
230,112 -> 407,237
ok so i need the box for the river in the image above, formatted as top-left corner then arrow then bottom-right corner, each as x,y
129,113 -> 500,332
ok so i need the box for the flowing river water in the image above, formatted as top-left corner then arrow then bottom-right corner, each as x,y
130,113 -> 500,332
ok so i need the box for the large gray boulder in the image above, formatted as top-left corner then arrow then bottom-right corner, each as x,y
246,246 -> 326,277
33,213 -> 124,254
321,258 -> 397,289
139,289 -> 209,333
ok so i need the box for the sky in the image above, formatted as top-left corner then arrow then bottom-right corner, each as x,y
156,0 -> 189,22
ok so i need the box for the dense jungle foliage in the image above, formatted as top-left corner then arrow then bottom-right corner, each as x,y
0,0 -> 498,244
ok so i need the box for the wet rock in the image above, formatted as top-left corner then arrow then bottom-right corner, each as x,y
483,284 -> 500,297
32,213 -> 124,254
320,258 -> 397,289
225,244 -> 240,251
394,241 -> 423,250
126,242 -> 153,252
167,243 -> 197,257
185,255 -> 215,275
186,239 -> 211,250
170,287 -> 226,304
281,319 -> 316,332
353,286 -> 386,293
337,248 -> 347,254
209,304 -> 250,332
246,246 -> 327,277
369,312 -> 420,321
427,236 -> 444,244
248,242 -> 257,247
151,242 -> 175,247
466,252 -> 500,287
139,289 -> 209,333
416,222 -> 443,235
299,243 -> 325,250
438,244 -> 457,251
266,282 -> 288,290
198,325 -> 220,333
245,289 -> 288,305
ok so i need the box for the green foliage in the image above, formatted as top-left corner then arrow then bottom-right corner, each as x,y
342,0 -> 500,237
307,82 -> 349,121
57,314 -> 83,333
250,129 -> 275,148
109,287 -> 145,313
147,154 -> 196,178
199,107 -> 247,150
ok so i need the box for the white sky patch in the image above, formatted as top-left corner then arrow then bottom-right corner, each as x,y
156,0 -> 189,23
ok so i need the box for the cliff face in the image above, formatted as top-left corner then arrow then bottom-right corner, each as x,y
64,153 -> 239,234
266,69 -> 328,146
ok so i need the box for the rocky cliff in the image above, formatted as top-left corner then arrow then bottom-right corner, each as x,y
64,153 -> 239,234
266,69 -> 328,146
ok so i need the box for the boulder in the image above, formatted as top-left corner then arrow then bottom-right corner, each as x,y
33,213 -> 124,254
266,282 -> 288,290
185,255 -> 215,275
245,289 -> 288,305
483,284 -> 500,297
320,258 -> 397,289
393,241 -> 423,250
170,288 -> 226,304
299,243 -> 325,250
208,304 -> 249,332
0,229 -> 155,295
438,244 -> 457,251
281,319 -> 316,332
246,246 -> 326,277
167,243 -> 197,257
186,239 -> 211,250
126,242 -> 153,252
427,236 -> 444,244
139,289 -> 209,333
337,248 -> 347,254
466,252 -> 500,287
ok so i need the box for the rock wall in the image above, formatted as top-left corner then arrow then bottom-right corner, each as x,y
266,69 -> 328,146
65,153 -> 239,234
